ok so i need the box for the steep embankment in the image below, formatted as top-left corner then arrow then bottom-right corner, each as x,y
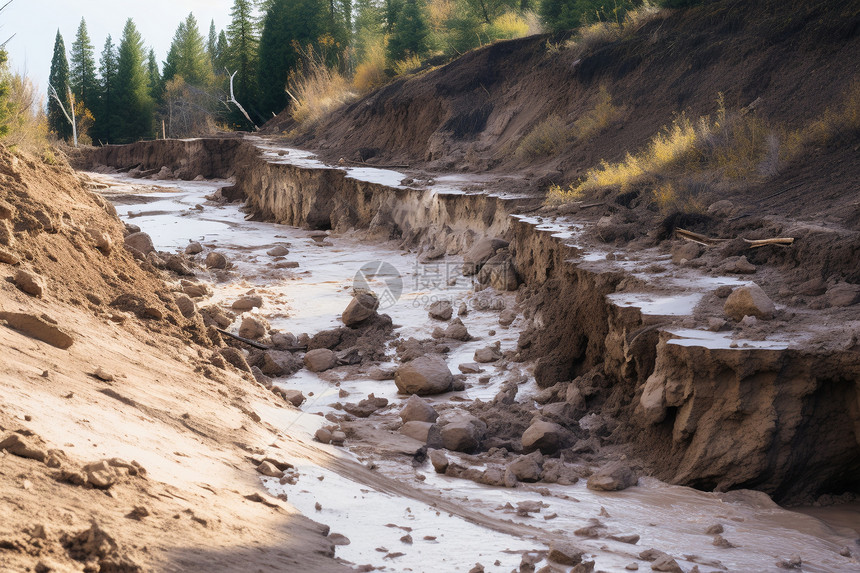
0,146 -> 345,572
82,137 -> 860,505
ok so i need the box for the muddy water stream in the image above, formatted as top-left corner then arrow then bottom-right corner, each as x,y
94,172 -> 859,572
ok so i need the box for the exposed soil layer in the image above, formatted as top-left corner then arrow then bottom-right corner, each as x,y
80,136 -> 860,506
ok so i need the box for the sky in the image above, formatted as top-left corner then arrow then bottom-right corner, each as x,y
2,0 -> 236,96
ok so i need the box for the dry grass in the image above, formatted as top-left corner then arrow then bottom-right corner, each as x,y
353,40 -> 388,93
546,182 -> 584,204
2,72 -> 50,153
573,85 -> 624,139
563,2 -> 662,57
392,54 -> 423,77
516,114 -> 570,159
287,45 -> 356,125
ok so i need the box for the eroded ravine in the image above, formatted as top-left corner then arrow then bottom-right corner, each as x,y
82,137 -> 860,571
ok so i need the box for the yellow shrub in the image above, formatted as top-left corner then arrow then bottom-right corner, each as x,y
353,40 -> 387,93
393,54 -> 423,76
516,114 -> 570,159
287,46 -> 355,125
573,85 -> 624,140
488,12 -> 529,40
546,183 -> 584,204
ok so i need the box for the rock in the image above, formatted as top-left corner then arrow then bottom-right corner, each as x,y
280,389 -> 306,407
270,332 -> 298,349
185,242 -> 203,255
83,460 -> 118,489
0,200 -> 14,219
625,563 -> 639,570
440,412 -> 486,452
707,317 -> 726,331
797,278 -> 826,296
522,420 -> 567,454
181,281 -> 210,298
368,366 -> 396,380
94,367 -> 114,382
399,395 -> 438,423
232,295 -> 263,311
671,242 -> 702,265
429,449 -> 449,473
341,292 -> 379,326
394,355 -> 453,395
714,285 -> 733,298
477,252 -> 520,291
166,255 -> 194,276
315,428 -> 333,444
724,283 -> 775,321
257,461 -> 284,478
462,237 -> 509,275
330,431 -> 346,446
721,255 -> 757,274
651,554 -> 683,572
458,363 -> 483,374
507,454 -> 542,482
267,245 -> 290,256
304,348 -> 337,372
0,433 -> 46,461
777,555 -> 802,569
826,283 -> 860,307
308,328 -> 342,349
441,318 -> 469,341
587,461 -> 638,491
0,247 -> 19,265
548,542 -> 584,566
219,347 -> 251,372
0,312 -> 74,348
205,251 -> 227,269
174,294 -> 196,318
712,535 -> 736,548
344,394 -> 388,417
124,231 -> 155,254
14,269 -> 45,297
428,300 -> 453,321
400,421 -> 434,442
458,302 -> 468,316
499,309 -> 517,326
705,524 -> 724,535
239,316 -> 266,339
474,342 -> 502,363
609,534 -> 641,544
87,227 -> 112,254
329,533 -> 350,546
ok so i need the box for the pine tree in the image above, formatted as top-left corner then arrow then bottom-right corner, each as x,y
70,18 -> 98,109
114,19 -> 154,142
387,0 -> 429,61
0,49 -> 11,137
257,0 -> 328,116
207,20 -> 218,66
216,31 -> 229,72
147,48 -> 162,101
226,0 -> 260,123
163,13 -> 213,87
91,35 -> 118,144
47,30 -> 73,141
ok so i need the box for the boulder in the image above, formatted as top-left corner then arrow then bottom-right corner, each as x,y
267,245 -> 290,257
14,269 -> 45,297
343,394 -> 388,417
87,227 -> 112,254
445,318 -> 471,341
499,309 -> 517,327
0,312 -> 74,348
174,293 -> 196,318
204,251 -> 227,269
724,283 -> 775,321
394,355 -> 453,395
399,394 -> 438,423
458,363 -> 483,374
506,454 -> 542,482
0,247 -> 20,265
279,389 -> 305,407
341,292 -> 379,326
522,420 -> 567,454
304,348 -> 337,372
440,412 -> 486,452
124,232 -> 155,254
548,542 -> 584,566
239,316 -> 266,339
400,421 -> 434,442
474,342 -> 502,363
257,461 -> 283,478
477,252 -> 520,291
428,300 -> 453,321
219,347 -> 251,372
826,283 -> 860,307
185,242 -> 203,255
429,450 -> 449,473
586,461 -> 638,491
462,237 -> 509,275
671,242 -> 702,264
232,295 -> 263,311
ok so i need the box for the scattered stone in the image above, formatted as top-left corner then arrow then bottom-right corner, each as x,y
499,309 -> 517,326
506,454 -> 542,482
671,242 -> 703,264
0,247 -> 19,265
0,312 -> 74,348
257,461 -> 284,478
87,227 -> 112,254
368,366 -> 396,380
232,295 -> 263,311
458,302 -> 468,316
439,412 -> 486,452
826,283 -> 860,307
548,542 -> 584,566
445,318 -> 471,341
714,285 -> 733,298
0,433 -> 46,462
462,238 -> 509,275
721,255 -> 757,274
468,564 -> 484,573
400,421 -> 434,442
609,534 -> 640,544
204,251 -> 227,269
625,563 -> 639,570
776,555 -> 802,569
429,450 -> 449,473
181,281 -> 210,298
344,394 -> 388,417
399,395 -> 438,423
94,367 -> 114,382
185,242 -> 203,255
587,461 -> 638,491
796,278 -> 826,296
315,428 -> 333,444
267,245 -> 290,257
174,294 -> 196,318
706,317 -> 726,332
14,269 -> 45,297
705,524 -> 723,535
304,348 -> 337,372
329,533 -> 351,546
650,554 -> 683,572
428,300 -> 453,321
724,283 -> 775,321
239,316 -> 266,339
394,355 -> 453,395
458,363 -> 483,374
477,251 -> 520,291
124,231 -> 155,254
280,389 -> 306,407
712,535 -> 736,548
83,460 -> 118,489
330,431 -> 346,446
474,342 -> 502,363
0,200 -> 15,220
342,292 -> 379,326
218,347 -> 251,372
521,420 -> 567,454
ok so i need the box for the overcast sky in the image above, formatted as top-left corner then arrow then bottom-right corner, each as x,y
3,0 -> 235,97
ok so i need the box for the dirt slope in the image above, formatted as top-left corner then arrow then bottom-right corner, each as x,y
0,146 -> 346,572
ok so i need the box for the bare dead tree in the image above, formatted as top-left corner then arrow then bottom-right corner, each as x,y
226,70 -> 257,131
48,83 -> 77,147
